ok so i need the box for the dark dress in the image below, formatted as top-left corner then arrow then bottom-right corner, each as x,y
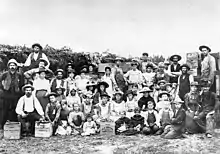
178,74 -> 190,101
138,96 -> 155,110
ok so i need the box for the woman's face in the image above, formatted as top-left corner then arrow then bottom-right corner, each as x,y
128,94 -> 133,100
49,96 -> 56,103
143,92 -> 149,97
89,66 -> 93,72
147,102 -> 154,109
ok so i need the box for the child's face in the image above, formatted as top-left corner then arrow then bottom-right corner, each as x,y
190,86 -> 197,92
70,90 -> 76,96
128,94 -> 133,100
132,86 -> 138,92
81,73 -> 86,78
56,89 -> 63,95
115,94 -> 121,101
87,117 -> 92,122
164,102 -> 171,109
166,86 -> 172,92
61,103 -> 67,109
147,102 -> 154,109
100,85 -> 105,91
101,97 -> 108,104
39,72 -> 46,79
49,96 -> 56,103
73,104 -> 80,111
143,92 -> 149,97
161,94 -> 169,101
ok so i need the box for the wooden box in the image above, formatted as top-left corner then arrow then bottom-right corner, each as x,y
35,121 -> 53,138
4,122 -> 21,139
100,121 -> 115,135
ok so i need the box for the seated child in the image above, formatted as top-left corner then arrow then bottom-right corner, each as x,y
45,92 -> 61,135
55,87 -> 66,103
81,114 -> 97,136
156,101 -> 173,135
125,90 -> 138,118
142,101 -> 160,135
94,92 -> 111,123
126,107 -> 145,135
161,98 -> 186,139
110,91 -> 126,121
115,111 -> 130,135
66,87 -> 82,111
68,103 -> 85,135
81,91 -> 94,117
156,91 -> 171,112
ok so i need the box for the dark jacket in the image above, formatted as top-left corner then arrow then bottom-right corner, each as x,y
138,96 -> 155,110
115,117 -> 130,134
129,114 -> 145,130
171,107 -> 186,132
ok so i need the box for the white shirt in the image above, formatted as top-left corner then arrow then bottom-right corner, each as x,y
124,69 -> 143,84
16,95 -> 44,116
24,52 -> 50,68
33,78 -> 51,93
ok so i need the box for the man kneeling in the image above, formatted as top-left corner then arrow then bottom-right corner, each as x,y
15,84 -> 44,136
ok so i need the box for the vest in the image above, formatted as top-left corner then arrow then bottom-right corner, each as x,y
29,52 -> 43,69
147,112 -> 156,124
170,64 -> 181,83
51,79 -> 65,92
47,104 -> 59,121
179,74 -> 190,100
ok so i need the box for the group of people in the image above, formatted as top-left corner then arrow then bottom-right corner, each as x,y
0,43 -> 219,139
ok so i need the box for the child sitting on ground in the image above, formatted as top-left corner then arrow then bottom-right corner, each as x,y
125,90 -> 138,118
142,101 -> 160,135
66,87 -> 81,111
81,91 -> 94,117
156,91 -> 171,112
45,92 -> 61,135
55,87 -> 66,103
115,111 -> 131,135
68,103 -> 85,135
161,98 -> 186,139
81,114 -> 97,136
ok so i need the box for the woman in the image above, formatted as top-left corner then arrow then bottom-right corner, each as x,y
87,63 -> 98,81
93,81 -> 109,105
33,68 -> 51,111
154,62 -> 170,84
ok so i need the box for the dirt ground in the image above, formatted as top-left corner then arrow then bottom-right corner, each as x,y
0,134 -> 220,154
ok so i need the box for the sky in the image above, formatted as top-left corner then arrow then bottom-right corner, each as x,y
0,0 -> 220,60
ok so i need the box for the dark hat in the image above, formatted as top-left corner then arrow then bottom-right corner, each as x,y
22,84 -> 34,92
55,69 -> 64,74
180,64 -> 190,70
158,91 -> 170,98
142,52 -> 149,57
32,43 -> 42,50
38,58 -> 48,66
139,87 -> 153,93
146,64 -> 154,69
47,92 -> 57,98
158,80 -> 167,85
105,66 -> 111,71
170,55 -> 182,61
100,92 -> 110,98
199,45 -> 211,52
37,68 -> 48,74
114,90 -> 124,96
98,81 -> 109,88
200,79 -> 212,87
190,81 -> 199,87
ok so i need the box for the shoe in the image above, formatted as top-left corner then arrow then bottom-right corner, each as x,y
206,133 -> 212,138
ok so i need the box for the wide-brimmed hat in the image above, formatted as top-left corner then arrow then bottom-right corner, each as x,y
180,64 -> 190,70
158,91 -> 170,98
170,55 -> 182,61
47,92 -> 57,98
115,57 -> 124,62
86,81 -> 97,89
190,81 -> 199,87
100,92 -> 111,98
7,59 -> 18,67
38,58 -> 48,66
139,87 -> 153,93
32,43 -> 42,50
199,45 -> 211,52
146,64 -> 154,69
158,80 -> 167,85
97,81 -> 109,88
55,86 -> 66,91
55,69 -> 64,75
22,84 -> 34,92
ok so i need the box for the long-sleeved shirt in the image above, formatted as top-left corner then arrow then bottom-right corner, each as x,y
33,78 -> 50,94
16,95 -> 44,116
124,69 -> 144,84
201,54 -> 216,83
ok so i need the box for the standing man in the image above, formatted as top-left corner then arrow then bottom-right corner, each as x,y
168,54 -> 182,83
176,64 -> 194,101
24,43 -> 50,70
51,69 -> 67,93
0,59 -> 24,129
16,84 -> 44,136
199,45 -> 216,91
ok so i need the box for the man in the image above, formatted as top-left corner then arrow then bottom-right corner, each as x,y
194,80 -> 220,138
50,69 -> 67,93
176,64 -> 194,101
0,59 -> 24,130
199,45 -> 216,91
16,84 -> 44,136
168,54 -> 181,83
24,43 -> 50,69
140,53 -> 157,73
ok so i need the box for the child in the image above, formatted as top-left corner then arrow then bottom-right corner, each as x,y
45,92 -> 61,135
81,91 -> 94,117
156,101 -> 173,135
81,114 -> 97,136
142,101 -> 160,135
66,87 -> 81,111
115,111 -> 130,135
68,103 -> 85,135
156,91 -> 171,111
110,90 -> 126,121
94,92 -> 111,123
138,87 -> 154,111
127,107 -> 145,135
55,86 -> 66,103
125,90 -> 138,118
161,98 -> 186,139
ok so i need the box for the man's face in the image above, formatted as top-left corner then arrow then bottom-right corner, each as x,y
132,64 -> 137,70
33,46 -> 40,53
105,69 -> 111,75
201,48 -> 209,56
49,95 -> 56,103
57,72 -> 63,79
146,67 -> 152,73
161,94 -> 169,101
25,88 -> 32,97
190,86 -> 197,92
172,57 -> 178,63
116,60 -> 121,65
8,63 -> 17,71
202,86 -> 210,93
101,97 -> 108,104
38,62 -> 45,68
181,67 -> 188,74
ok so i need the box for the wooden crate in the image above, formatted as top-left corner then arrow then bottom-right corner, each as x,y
4,122 -> 21,139
100,121 -> 115,135
35,121 -> 53,138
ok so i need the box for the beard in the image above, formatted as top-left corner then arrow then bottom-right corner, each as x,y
26,93 -> 32,97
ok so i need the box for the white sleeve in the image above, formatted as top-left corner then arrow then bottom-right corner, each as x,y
34,97 -> 44,116
42,53 -> 50,68
24,54 -> 32,67
15,97 -> 25,116
189,75 -> 194,83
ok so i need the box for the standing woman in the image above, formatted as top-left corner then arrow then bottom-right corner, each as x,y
101,66 -> 117,97
33,68 -> 51,111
